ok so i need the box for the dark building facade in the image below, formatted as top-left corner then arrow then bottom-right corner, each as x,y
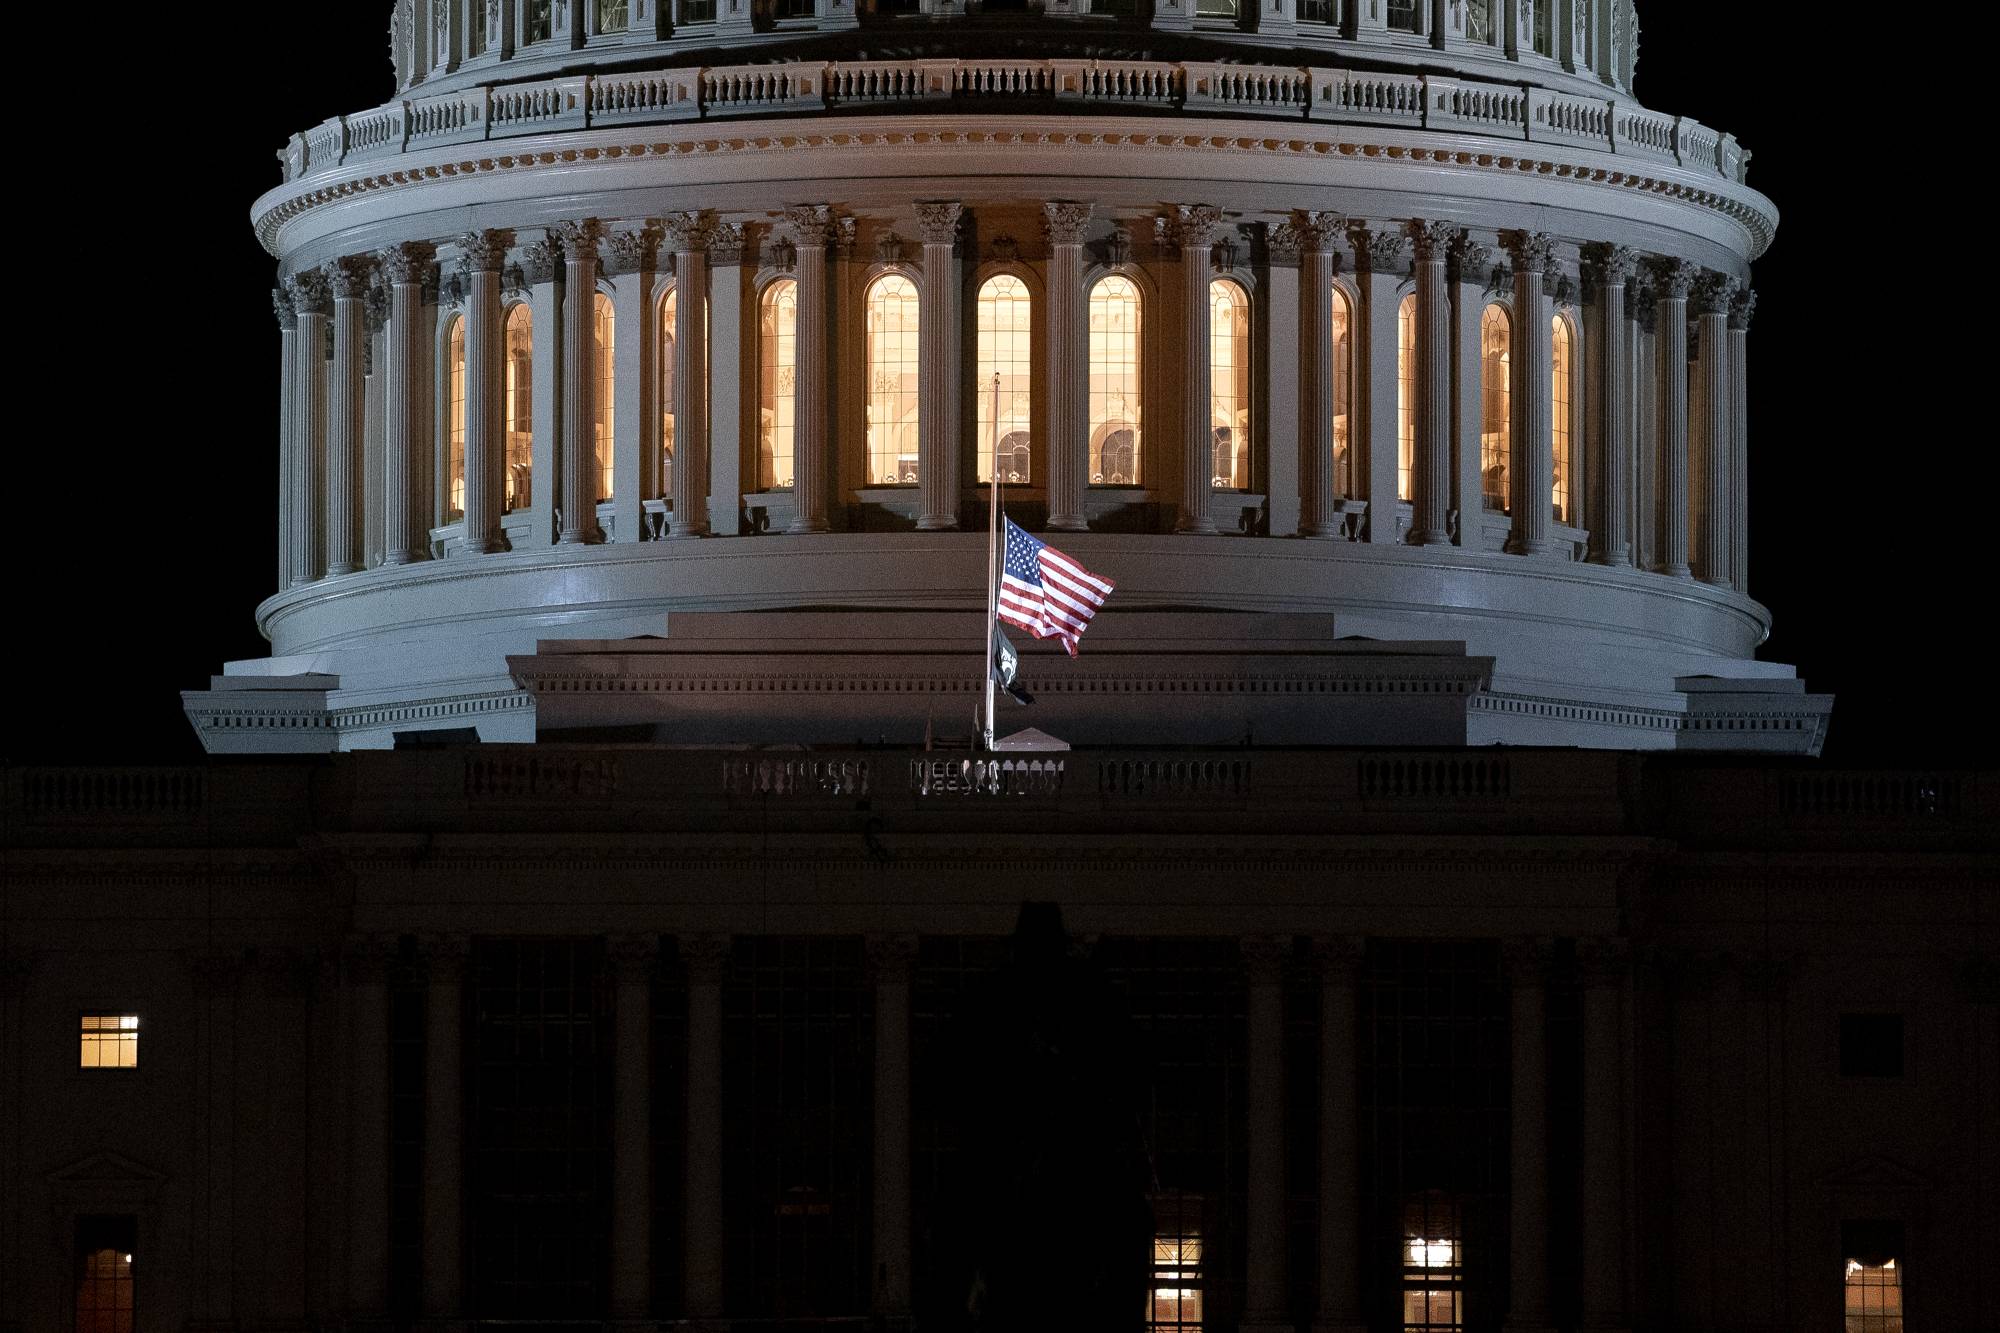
3,749 -> 1993,1332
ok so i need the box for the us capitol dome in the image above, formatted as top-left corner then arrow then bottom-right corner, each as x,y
189,0 -> 1828,752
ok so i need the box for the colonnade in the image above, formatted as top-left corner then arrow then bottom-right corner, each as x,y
272,204 -> 1755,595
339,930 -> 1634,1327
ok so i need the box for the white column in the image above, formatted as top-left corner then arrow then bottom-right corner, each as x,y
274,288 -> 298,590
683,934 -> 729,1322
785,206 -> 835,534
1651,259 -> 1694,578
1043,201 -> 1092,531
1409,222 -> 1455,546
289,269 -> 332,585
521,235 -> 564,549
1504,937 -> 1553,1333
1632,293 -> 1657,573
707,224 -> 748,536
610,934 -> 658,1320
1579,940 -> 1631,1331
1349,225 -> 1404,543
1314,936 -> 1365,1333
869,935 -> 917,1320
1503,231 -> 1556,557
556,218 -> 604,544
459,229 -> 510,555
605,225 -> 661,543
1728,288 -> 1755,594
915,202 -> 964,530
1242,937 -> 1289,1332
666,212 -> 712,537
326,257 -> 372,575
1449,235 -> 1493,545
1264,223 -> 1301,538
1293,212 -> 1340,538
1692,271 -> 1734,587
420,935 -> 467,1321
381,243 -> 435,565
1584,244 -> 1636,566
1173,205 -> 1224,534
363,287 -> 387,568
343,935 -> 394,1317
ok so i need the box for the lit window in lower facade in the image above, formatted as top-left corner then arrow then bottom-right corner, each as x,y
865,274 -> 921,485
504,304 -> 532,512
977,274 -> 1033,483
447,314 -> 466,521
1209,279 -> 1250,491
593,292 -> 615,503
1397,294 -> 1416,501
74,1215 -> 135,1333
1089,275 -> 1143,485
759,279 -> 797,490
1332,285 -> 1353,496
79,1014 -> 139,1069
1150,1211 -> 1203,1331
1845,1258 -> 1903,1331
660,288 -> 677,495
1402,1192 -> 1463,1331
1551,314 -> 1574,524
1480,305 -> 1511,512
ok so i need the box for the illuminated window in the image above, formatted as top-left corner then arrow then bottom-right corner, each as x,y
79,1014 -> 140,1069
759,279 -> 798,490
446,315 -> 466,521
75,1216 -> 135,1333
1209,279 -> 1251,491
1332,285 -> 1353,495
1480,306 -> 1511,513
977,275 -> 1033,484
660,288 -> 677,495
593,292 -> 615,503
1401,1192 -> 1463,1331
865,273 -> 921,486
504,304 -> 532,512
1089,275 -> 1143,485
524,0 -> 553,41
1150,1203 -> 1203,1332
1843,1220 -> 1905,1333
1397,293 -> 1416,502
1551,314 -> 1574,524
596,0 -> 629,31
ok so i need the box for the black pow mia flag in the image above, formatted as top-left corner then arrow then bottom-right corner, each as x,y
992,625 -> 1034,705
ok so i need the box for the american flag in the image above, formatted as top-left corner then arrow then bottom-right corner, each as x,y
996,518 -> 1114,657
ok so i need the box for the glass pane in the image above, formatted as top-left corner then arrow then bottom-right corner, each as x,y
1844,1257 -> 1904,1333
865,274 -> 921,486
75,1247 -> 134,1333
447,317 -> 466,521
1397,294 -> 1416,502
504,305 -> 533,512
1194,0 -> 1238,15
597,0 -> 630,32
1332,287 -> 1352,495
660,289 -> 677,494
1480,306 -> 1511,512
977,275 -> 1033,484
1550,315 -> 1573,524
594,294 -> 615,503
1089,276 -> 1143,485
1209,280 -> 1250,491
1387,0 -> 1420,31
525,0 -> 554,41
759,280 -> 798,489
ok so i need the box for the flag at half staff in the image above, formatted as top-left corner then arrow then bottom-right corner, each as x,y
996,518 -> 1115,657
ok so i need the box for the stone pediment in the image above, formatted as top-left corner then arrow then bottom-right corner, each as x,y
1817,1154 -> 1931,1196
47,1150 -> 167,1187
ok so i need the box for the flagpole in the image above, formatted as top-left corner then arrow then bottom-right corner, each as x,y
983,372 -> 1001,750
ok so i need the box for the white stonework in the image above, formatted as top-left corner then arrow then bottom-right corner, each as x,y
188,2 -> 1826,754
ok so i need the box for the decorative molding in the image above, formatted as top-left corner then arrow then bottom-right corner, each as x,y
986,234 -> 1019,262
1212,228 -> 1244,272
782,203 -> 836,247
914,200 -> 963,247
1101,224 -> 1132,267
553,216 -> 605,263
271,286 -> 296,327
1501,228 -> 1559,274
835,215 -> 858,254
286,267 -> 332,316
364,270 -> 392,331
1265,221 -> 1301,266
865,933 -> 920,983
1448,231 -> 1492,286
517,235 -> 563,285
1728,285 -> 1758,331
456,227 -> 513,273
1649,255 -> 1697,301
1042,199 -> 1092,247
1406,219 -> 1459,262
1691,269 -> 1736,316
1164,203 -> 1226,251
872,228 -> 908,264
1347,223 -> 1405,273
679,933 -> 732,985
707,221 -> 749,265
608,932 -> 661,982
602,222 -> 664,275
765,234 -> 797,272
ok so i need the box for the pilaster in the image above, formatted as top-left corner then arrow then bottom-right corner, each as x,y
419,934 -> 468,1323
1043,201 -> 1092,531
1408,221 -> 1457,545
458,229 -> 512,554
1502,230 -> 1557,557
1171,205 -> 1226,533
1293,212 -> 1343,537
1691,271 -> 1735,586
915,202 -> 964,530
1449,234 -> 1493,546
707,223 -> 748,536
1651,258 -> 1695,577
1582,243 -> 1636,565
784,206 -> 835,534
1348,224 -> 1405,542
556,218 -> 605,543
665,212 -> 712,537
288,268 -> 332,585
1263,222 -> 1301,538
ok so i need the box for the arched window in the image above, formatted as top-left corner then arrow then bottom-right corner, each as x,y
593,292 -> 615,504
759,279 -> 798,490
1088,275 -> 1143,485
1551,314 -> 1575,525
446,314 -> 466,522
1209,278 -> 1251,491
660,288 -> 677,494
1480,305 -> 1512,513
977,275 -> 1033,484
503,305 -> 532,512
1332,286 -> 1353,497
1397,293 -> 1417,502
865,274 -> 921,485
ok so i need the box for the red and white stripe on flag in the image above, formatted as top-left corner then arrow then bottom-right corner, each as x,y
995,518 -> 1114,656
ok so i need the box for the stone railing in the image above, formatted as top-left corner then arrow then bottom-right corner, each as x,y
280,56 -> 1749,187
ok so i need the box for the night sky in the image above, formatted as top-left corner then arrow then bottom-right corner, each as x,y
12,9 -> 1982,764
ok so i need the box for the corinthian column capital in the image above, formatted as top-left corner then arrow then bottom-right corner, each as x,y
1649,256 -> 1697,301
914,201 -> 964,247
327,254 -> 377,301
1691,270 -> 1737,316
1346,223 -> 1406,273
783,203 -> 836,246
1729,286 -> 1758,331
601,223 -> 664,276
1042,199 -> 1092,246
1290,209 -> 1343,254
379,239 -> 436,285
457,227 -> 514,274
1448,231 -> 1492,285
518,235 -> 563,285
1501,229 -> 1559,274
287,267 -> 332,316
662,210 -> 714,255
1165,203 -> 1226,251
554,217 -> 605,262
1266,221 -> 1302,266
1406,219 -> 1460,262
272,285 -> 297,327
1580,241 -> 1637,286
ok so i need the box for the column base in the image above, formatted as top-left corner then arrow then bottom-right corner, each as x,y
915,517 -> 960,531
1177,519 -> 1218,535
787,519 -> 830,534
1045,515 -> 1089,531
666,528 -> 712,539
1412,527 -> 1452,545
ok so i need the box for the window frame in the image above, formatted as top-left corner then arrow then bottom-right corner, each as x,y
592,285 -> 617,506
501,300 -> 534,514
972,263 -> 1042,488
860,265 -> 924,489
753,272 -> 801,493
1083,264 -> 1154,490
77,1012 -> 142,1072
1478,300 -> 1514,517
1395,287 -> 1417,504
1550,306 -> 1582,528
1207,273 -> 1255,495
439,309 -> 468,525
1331,276 -> 1359,500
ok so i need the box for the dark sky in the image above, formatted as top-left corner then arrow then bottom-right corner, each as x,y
11,9 -> 1984,765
